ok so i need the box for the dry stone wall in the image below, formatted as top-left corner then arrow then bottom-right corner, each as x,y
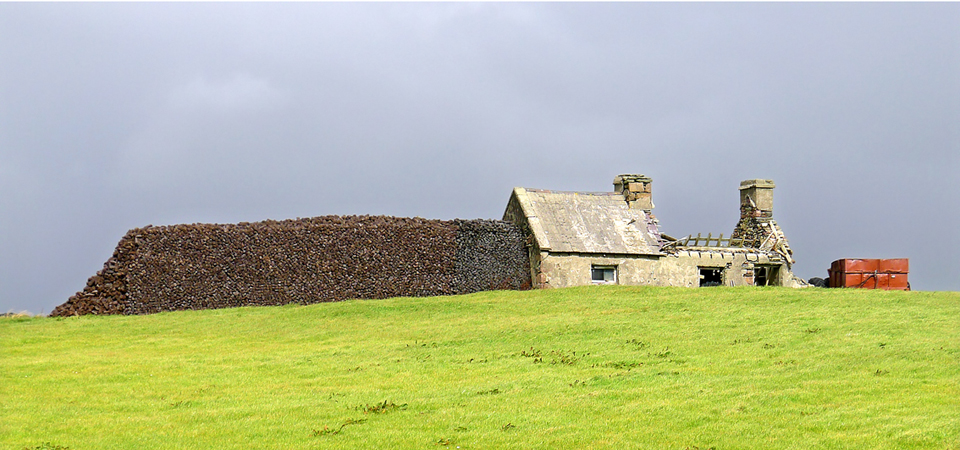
51,216 -> 530,316
452,219 -> 530,293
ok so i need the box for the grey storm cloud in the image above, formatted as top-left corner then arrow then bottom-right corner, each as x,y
1,3 -> 958,314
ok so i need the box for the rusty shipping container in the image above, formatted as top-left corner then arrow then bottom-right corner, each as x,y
828,259 -> 909,290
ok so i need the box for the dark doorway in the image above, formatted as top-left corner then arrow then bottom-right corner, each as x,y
699,268 -> 723,287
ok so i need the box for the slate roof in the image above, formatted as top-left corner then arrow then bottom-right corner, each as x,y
510,187 -> 664,256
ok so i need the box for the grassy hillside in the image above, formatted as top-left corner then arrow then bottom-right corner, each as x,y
2,286 -> 958,449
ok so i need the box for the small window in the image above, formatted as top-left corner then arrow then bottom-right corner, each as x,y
699,267 -> 723,287
591,265 -> 617,284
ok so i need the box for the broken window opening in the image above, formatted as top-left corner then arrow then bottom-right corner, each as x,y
755,266 -> 779,286
699,267 -> 723,287
591,265 -> 617,284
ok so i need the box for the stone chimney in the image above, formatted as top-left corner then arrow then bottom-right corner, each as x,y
739,179 -> 775,220
614,174 -> 653,210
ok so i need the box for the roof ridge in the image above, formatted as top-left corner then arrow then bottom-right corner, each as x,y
521,188 -> 620,196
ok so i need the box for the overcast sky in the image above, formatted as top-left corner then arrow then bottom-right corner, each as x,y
2,3 -> 958,314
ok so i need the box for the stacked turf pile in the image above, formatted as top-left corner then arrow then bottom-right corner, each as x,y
51,216 -> 530,316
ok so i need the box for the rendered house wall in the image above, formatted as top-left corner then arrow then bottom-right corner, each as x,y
667,250 -> 793,287
535,253 -> 662,288
531,250 -> 793,289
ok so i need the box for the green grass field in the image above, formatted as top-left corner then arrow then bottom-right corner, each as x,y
2,286 -> 958,449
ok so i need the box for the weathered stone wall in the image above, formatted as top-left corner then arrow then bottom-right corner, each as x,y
536,253 -> 661,288
533,249 -> 795,289
501,190 -> 541,288
51,216 -> 530,316
452,219 -> 531,293
662,250 -> 780,287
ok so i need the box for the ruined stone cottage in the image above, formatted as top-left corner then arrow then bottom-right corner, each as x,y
503,175 -> 803,288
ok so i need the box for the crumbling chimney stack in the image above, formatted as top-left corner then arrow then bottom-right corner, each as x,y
614,174 -> 653,210
739,179 -> 775,220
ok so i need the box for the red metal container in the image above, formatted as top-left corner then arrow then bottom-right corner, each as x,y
832,259 -> 878,273
828,258 -> 909,291
879,258 -> 909,273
